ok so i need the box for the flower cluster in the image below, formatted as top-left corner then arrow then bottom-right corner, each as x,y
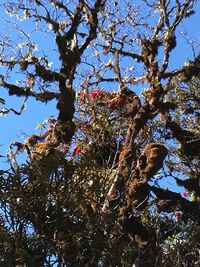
77,88 -> 126,111
90,89 -> 104,99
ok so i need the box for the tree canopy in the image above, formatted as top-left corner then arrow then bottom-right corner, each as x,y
0,0 -> 200,266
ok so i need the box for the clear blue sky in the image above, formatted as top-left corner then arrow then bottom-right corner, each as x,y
0,1 -> 200,173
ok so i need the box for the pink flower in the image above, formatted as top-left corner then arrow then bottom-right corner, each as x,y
73,146 -> 81,155
183,191 -> 189,198
48,124 -> 54,131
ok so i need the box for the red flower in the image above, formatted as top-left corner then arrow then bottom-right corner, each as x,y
183,191 -> 189,198
80,90 -> 87,99
73,146 -> 81,155
90,89 -> 104,99
96,89 -> 103,97
90,91 -> 98,99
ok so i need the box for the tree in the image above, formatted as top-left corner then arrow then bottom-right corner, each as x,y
0,0 -> 200,266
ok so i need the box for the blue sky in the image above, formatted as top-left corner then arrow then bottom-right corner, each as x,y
0,1 -> 200,172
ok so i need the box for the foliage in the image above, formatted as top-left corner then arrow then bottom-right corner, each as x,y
0,0 -> 200,266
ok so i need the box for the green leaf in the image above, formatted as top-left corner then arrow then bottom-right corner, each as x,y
35,122 -> 46,130
154,8 -> 161,13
